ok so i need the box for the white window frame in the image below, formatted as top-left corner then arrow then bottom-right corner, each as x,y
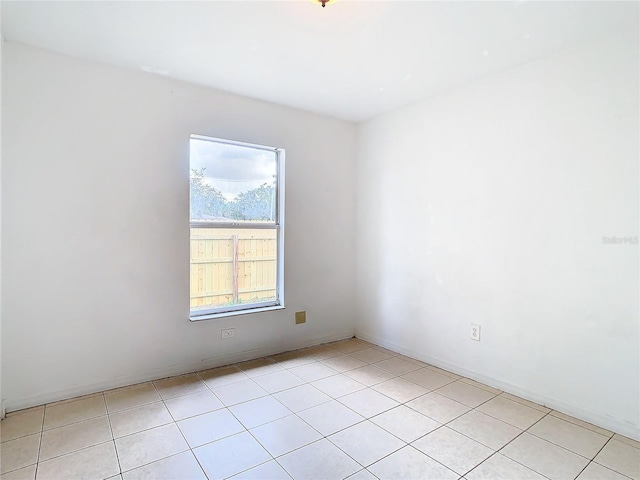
189,135 -> 285,321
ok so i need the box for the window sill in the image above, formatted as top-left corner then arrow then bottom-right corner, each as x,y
189,305 -> 285,322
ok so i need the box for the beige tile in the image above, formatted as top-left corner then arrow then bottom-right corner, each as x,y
349,348 -> 394,364
109,401 -> 173,438
278,439 -> 361,480
320,355 -> 367,373
352,338 -> 375,346
344,365 -> 395,387
249,370 -> 305,394
212,379 -> 268,406
43,393 -> 101,407
43,395 -> 106,430
40,416 -> 112,461
298,400 -> 365,436
194,431 -> 271,480
288,362 -> 337,382
105,383 -> 161,413
423,364 -> 461,379
1,409 -> 43,443
177,409 -> 245,448
301,345 -> 341,360
476,396 -> 546,429
153,373 -> 207,400
397,355 -> 427,366
594,439 -> 640,480
459,378 -> 502,395
0,464 -> 36,480
197,365 -> 249,389
501,432 -> 589,480
466,453 -> 546,480
406,392 -> 470,424
164,389 -> 224,421
529,415 -> 609,459
435,380 -> 497,408
122,451 -> 206,480
329,421 -> 405,466
269,351 -> 315,369
346,469 -> 377,480
228,460 -> 292,479
500,393 -> 551,413
413,426 -> 493,476
371,377 -> 429,403
330,339 -> 369,354
612,434 -> 640,450
338,388 -> 400,418
237,358 -> 285,378
577,461 -> 632,480
374,357 -> 422,376
371,405 -> 440,442
115,423 -> 189,472
5,407 -> 44,419
0,434 -> 40,475
548,411 -> 612,437
402,368 -> 457,390
273,384 -> 331,413
229,396 -> 291,429
36,441 -> 119,480
250,414 -> 322,457
372,346 -> 401,357
311,374 -> 366,398
368,445 -> 459,480
447,411 -> 522,450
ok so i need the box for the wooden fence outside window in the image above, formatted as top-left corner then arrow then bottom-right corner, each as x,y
190,228 -> 277,309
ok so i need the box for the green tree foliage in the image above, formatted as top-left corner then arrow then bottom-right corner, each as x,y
227,183 -> 275,221
190,168 -> 226,219
190,168 -> 275,222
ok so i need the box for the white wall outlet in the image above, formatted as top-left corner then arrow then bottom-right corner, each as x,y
471,324 -> 481,341
221,328 -> 235,339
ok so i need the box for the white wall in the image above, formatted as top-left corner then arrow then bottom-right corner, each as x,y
356,32 -> 639,439
0,9 -> 4,419
1,43 -> 357,411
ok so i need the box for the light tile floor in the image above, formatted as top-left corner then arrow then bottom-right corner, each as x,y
1,338 -> 639,480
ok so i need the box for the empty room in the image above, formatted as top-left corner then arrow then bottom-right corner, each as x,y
0,1 -> 638,479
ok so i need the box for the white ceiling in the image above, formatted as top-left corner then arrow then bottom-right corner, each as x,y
2,1 -> 638,122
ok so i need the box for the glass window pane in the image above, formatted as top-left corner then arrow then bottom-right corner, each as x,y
190,227 -> 278,312
190,138 -> 277,223
189,135 -> 283,318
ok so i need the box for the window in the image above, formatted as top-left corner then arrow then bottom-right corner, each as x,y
189,135 -> 284,319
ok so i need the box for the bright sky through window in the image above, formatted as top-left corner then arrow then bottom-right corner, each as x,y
190,138 -> 276,201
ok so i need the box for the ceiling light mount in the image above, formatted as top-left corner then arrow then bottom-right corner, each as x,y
312,0 -> 336,7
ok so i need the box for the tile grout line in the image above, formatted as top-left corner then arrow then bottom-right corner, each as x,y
152,380 -> 201,477
588,436 -> 636,480
490,410 -> 556,479
32,403 -> 47,479
102,392 -> 123,477
524,418 -> 612,462
112,382 -> 196,477
5,340 -> 637,480
549,411 -> 615,437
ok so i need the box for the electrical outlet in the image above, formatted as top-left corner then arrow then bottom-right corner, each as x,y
470,324 -> 481,341
221,328 -> 235,339
295,311 -> 307,324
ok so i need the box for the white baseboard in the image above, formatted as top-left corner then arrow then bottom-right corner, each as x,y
3,331 -> 355,413
356,329 -> 640,441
